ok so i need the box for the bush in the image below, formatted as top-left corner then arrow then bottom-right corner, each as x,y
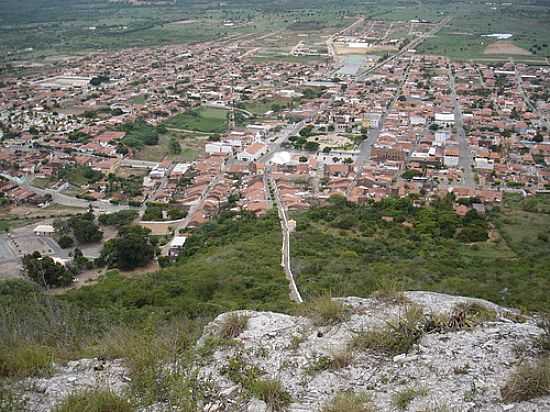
501,357 -> 550,402
54,389 -> 133,412
248,378 -> 292,411
219,313 -> 249,339
301,295 -> 350,326
57,235 -> 74,249
536,314 -> 550,352
321,392 -> 375,412
350,305 -> 425,355
307,349 -> 353,375
0,343 -> 53,378
392,387 -> 428,410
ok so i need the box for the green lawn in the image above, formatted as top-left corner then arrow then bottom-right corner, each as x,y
163,107 -> 229,134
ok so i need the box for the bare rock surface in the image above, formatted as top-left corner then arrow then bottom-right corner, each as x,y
17,358 -> 129,412
197,292 -> 549,411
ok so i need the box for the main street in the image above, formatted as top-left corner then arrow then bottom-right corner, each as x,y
354,59 -> 413,175
448,64 -> 476,188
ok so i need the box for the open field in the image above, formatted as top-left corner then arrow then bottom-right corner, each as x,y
484,41 -> 531,56
134,132 -> 204,162
163,107 -> 229,134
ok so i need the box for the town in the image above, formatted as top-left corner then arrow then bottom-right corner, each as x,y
0,15 -> 549,283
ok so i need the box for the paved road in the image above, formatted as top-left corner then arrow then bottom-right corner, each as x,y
514,65 -> 549,130
1,173 -> 134,212
354,59 -> 412,175
269,171 -> 303,304
356,16 -> 451,81
448,64 -> 476,188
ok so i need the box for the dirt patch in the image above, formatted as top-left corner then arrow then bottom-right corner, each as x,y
484,41 -> 531,56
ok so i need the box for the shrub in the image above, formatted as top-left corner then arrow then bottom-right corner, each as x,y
0,343 -> 53,378
0,385 -> 27,411
301,295 -> 350,326
454,302 -> 497,325
249,378 -> 292,411
536,314 -> 550,352
321,392 -> 375,412
501,357 -> 550,402
57,235 -> 74,249
219,313 -> 249,339
371,278 -> 409,304
307,349 -> 353,375
350,305 -> 425,355
54,389 -> 133,412
392,387 -> 428,410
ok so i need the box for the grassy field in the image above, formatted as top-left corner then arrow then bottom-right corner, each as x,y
415,2 -> 550,61
243,98 -> 289,116
134,132 -> 203,162
163,107 -> 229,134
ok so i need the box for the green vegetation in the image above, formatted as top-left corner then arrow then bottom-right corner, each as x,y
249,378 -> 292,411
291,195 -> 550,312
119,120 -> 160,149
392,387 -> 428,410
54,390 -> 133,412
58,165 -> 103,187
501,357 -> 550,402
300,295 -> 350,326
55,211 -> 103,245
66,211 -> 290,320
22,252 -> 73,288
350,305 -> 425,356
142,204 -> 186,221
99,225 -> 155,270
98,210 -> 139,227
164,107 -> 229,134
306,349 -> 353,375
219,313 -> 249,339
321,392 -> 375,412
0,343 -> 54,378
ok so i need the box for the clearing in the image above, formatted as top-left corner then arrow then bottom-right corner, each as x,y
484,41 -> 531,56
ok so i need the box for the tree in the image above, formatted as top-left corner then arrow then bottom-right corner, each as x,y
99,225 -> 154,270
168,137 -> 182,155
304,141 -> 320,152
22,252 -> 72,288
58,236 -> 74,249
68,214 -> 103,244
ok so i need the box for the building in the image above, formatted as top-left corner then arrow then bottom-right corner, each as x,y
168,236 -> 187,258
237,143 -> 267,162
34,224 -> 55,236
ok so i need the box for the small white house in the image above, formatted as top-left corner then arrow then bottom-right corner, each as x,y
34,224 -> 55,237
168,236 -> 187,258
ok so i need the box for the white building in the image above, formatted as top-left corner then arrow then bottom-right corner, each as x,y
237,143 -> 267,162
205,142 -> 233,155
168,236 -> 187,258
34,224 -> 55,236
434,112 -> 455,127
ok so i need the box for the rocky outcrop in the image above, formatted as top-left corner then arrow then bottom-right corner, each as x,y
16,358 -> 129,412
197,292 -> 549,411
